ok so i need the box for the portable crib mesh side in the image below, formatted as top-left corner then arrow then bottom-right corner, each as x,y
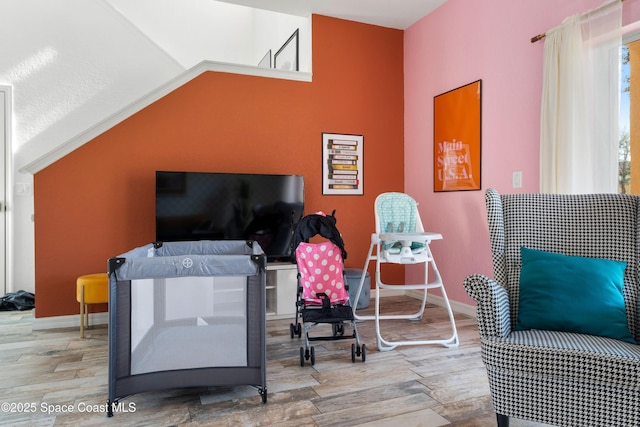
107,240 -> 267,416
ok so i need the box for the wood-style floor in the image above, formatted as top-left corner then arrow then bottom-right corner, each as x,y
0,297 -> 552,426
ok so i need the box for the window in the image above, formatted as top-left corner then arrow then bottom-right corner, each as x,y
621,35 -> 640,194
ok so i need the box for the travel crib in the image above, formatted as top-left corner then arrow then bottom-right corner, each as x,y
289,211 -> 365,366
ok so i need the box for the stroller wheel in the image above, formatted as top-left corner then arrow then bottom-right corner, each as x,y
300,347 -> 305,366
310,346 -> 315,365
351,343 -> 356,363
296,323 -> 302,338
290,323 -> 296,339
361,344 -> 366,362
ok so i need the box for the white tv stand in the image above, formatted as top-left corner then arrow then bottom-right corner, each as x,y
265,262 -> 298,320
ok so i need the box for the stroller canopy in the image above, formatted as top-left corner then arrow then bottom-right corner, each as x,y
291,211 -> 347,262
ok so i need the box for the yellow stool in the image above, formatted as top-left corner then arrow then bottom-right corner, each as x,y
76,273 -> 109,338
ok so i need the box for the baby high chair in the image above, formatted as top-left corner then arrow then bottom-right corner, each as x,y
353,192 -> 459,351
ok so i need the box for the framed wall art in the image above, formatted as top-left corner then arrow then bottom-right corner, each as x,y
433,79 -> 482,192
322,133 -> 363,195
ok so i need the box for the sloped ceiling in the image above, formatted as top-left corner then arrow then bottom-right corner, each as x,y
10,0 -> 305,174
6,0 -> 185,174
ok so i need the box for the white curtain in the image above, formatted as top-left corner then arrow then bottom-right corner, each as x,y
540,0 -> 622,194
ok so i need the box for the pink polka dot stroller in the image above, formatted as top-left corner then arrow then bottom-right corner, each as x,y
290,211 -> 365,366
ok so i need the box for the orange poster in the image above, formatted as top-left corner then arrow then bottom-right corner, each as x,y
433,80 -> 482,192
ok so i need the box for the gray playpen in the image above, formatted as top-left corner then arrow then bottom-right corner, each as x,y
107,240 -> 267,416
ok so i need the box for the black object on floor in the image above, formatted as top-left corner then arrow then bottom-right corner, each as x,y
0,290 -> 35,311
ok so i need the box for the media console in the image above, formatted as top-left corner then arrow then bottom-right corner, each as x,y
265,262 -> 298,320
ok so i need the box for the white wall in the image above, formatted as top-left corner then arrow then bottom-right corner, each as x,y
107,0 -> 256,68
0,0 -> 310,294
11,172 -> 33,293
107,0 -> 310,71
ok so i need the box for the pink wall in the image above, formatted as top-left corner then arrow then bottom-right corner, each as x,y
404,0 -> 640,306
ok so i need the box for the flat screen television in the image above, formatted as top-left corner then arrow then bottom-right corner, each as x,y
155,171 -> 304,262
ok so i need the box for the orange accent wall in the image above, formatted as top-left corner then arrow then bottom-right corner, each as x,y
33,15 -> 405,318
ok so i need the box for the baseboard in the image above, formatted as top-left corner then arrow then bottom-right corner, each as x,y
372,288 -> 406,298
383,289 -> 476,319
32,311 -> 109,331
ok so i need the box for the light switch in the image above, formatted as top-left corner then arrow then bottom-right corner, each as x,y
15,183 -> 32,196
512,171 -> 522,188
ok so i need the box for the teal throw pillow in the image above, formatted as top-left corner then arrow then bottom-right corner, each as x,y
516,247 -> 636,344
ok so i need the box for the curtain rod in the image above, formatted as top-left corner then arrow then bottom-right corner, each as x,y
530,0 -> 623,43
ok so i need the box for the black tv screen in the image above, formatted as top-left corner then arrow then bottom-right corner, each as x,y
156,171 -> 304,262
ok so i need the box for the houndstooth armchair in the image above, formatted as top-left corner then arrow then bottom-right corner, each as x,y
464,188 -> 640,427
